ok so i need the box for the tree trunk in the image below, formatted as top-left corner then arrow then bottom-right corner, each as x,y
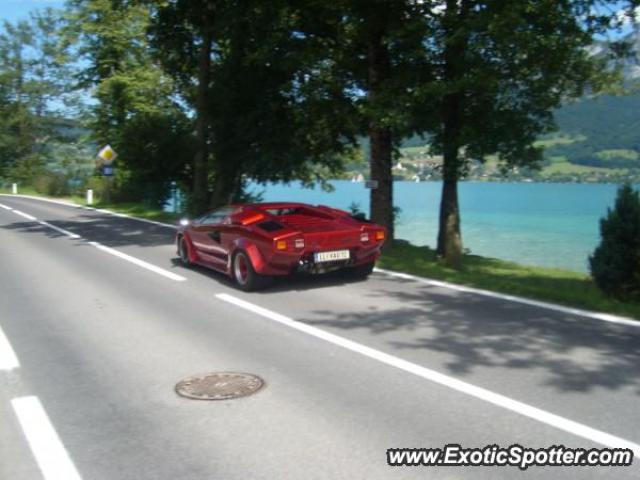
436,0 -> 468,269
210,168 -> 241,207
369,125 -> 393,238
437,148 -> 462,268
367,25 -> 394,239
192,27 -> 213,214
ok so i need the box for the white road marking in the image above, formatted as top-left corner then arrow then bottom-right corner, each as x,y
88,241 -> 186,282
374,268 -> 640,328
38,221 -> 81,239
0,325 -> 20,371
3,204 -> 185,282
5,194 -> 637,326
0,194 -> 176,229
217,293 -> 640,458
12,210 -> 37,221
11,396 -> 83,480
0,203 -> 13,210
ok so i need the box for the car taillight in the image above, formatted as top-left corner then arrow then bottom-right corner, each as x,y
360,232 -> 369,243
375,230 -> 385,241
294,238 -> 305,249
275,240 -> 287,250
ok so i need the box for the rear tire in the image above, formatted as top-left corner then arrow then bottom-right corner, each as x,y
178,236 -> 192,266
232,250 -> 271,291
345,262 -> 375,280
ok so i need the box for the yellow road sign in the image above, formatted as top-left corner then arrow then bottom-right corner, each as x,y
98,145 -> 117,164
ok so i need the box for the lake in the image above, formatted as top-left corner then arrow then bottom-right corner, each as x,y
247,180 -> 627,273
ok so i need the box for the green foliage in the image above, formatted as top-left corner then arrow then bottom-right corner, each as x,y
589,184 -> 640,302
348,202 -> 364,216
423,0 -> 624,171
547,90 -> 640,168
0,8 -> 85,184
32,171 -> 70,196
380,240 -> 640,319
149,0 -> 362,208
63,0 -> 192,206
114,110 -> 194,207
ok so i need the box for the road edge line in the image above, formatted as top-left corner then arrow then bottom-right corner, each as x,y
4,194 -> 637,326
216,292 -> 640,458
0,194 -> 176,229
374,268 -> 640,328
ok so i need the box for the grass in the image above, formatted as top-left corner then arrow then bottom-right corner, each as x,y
543,161 -> 619,175
0,185 -> 85,203
534,134 -> 585,148
379,240 -> 640,320
92,201 -> 182,224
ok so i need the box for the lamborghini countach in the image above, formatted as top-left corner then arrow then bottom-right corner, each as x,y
176,202 -> 386,290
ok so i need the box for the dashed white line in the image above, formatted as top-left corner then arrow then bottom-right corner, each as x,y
3,204 -> 185,282
11,396 -> 83,480
216,293 -> 640,459
0,324 -> 20,371
12,209 -> 37,221
88,241 -> 186,282
38,221 -> 81,239
0,203 -> 13,210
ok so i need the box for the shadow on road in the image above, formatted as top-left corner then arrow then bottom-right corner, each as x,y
300,276 -> 640,395
2,213 -> 175,248
5,215 -> 640,396
168,257 -> 367,293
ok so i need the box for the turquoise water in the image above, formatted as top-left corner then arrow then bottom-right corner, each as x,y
247,181 -> 626,273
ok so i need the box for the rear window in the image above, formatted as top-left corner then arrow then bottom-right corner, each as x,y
264,207 -> 299,216
257,220 -> 285,232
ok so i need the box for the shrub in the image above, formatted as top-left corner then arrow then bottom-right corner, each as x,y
589,184 -> 640,301
32,172 -> 70,196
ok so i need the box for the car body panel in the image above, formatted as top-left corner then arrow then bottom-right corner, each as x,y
176,202 -> 386,280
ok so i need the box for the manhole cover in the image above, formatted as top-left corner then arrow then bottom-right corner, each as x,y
175,372 -> 264,400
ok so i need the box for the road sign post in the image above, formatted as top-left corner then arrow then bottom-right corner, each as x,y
96,145 -> 117,203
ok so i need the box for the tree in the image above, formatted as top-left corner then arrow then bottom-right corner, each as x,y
326,0 -> 434,240
0,10 -> 72,181
149,0 -> 216,212
150,0 -> 359,212
590,184 -> 640,301
422,0 -> 635,268
64,0 -> 192,205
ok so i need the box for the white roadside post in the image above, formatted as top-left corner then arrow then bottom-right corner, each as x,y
12,183 -> 17,194
86,189 -> 93,205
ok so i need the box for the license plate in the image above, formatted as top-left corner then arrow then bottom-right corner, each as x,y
314,250 -> 350,263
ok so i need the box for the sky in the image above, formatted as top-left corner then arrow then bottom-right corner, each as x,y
1,0 -> 636,34
0,0 -> 65,23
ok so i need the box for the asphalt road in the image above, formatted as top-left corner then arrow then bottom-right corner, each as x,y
1,194 -> 639,480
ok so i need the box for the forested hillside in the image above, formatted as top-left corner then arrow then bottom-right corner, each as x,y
546,90 -> 640,168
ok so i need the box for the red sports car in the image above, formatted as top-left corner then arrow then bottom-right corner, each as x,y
176,202 -> 386,290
